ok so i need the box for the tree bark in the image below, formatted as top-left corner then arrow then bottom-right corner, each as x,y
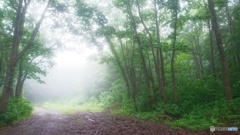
207,19 -> 216,79
154,0 -> 166,87
136,0 -> 167,103
0,0 -> 29,113
118,38 -> 132,98
0,57 -> 4,88
119,37 -> 139,106
15,60 -> 25,98
208,0 -> 232,101
171,0 -> 178,104
126,1 -> 152,107
105,36 -> 131,99
0,0 -> 51,113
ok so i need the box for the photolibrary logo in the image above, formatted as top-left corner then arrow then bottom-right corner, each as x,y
210,126 -> 215,132
210,126 -> 238,132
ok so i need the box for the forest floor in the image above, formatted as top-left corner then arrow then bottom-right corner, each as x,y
0,107 -> 239,135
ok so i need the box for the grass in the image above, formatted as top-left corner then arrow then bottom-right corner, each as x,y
111,98 -> 240,131
166,116 -> 216,131
41,100 -> 103,114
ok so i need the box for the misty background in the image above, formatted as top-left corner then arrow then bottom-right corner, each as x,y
24,48 -> 107,103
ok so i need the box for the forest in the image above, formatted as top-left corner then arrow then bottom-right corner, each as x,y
0,0 -> 240,133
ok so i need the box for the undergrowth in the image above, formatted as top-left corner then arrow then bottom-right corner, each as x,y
167,98 -> 240,131
111,98 -> 240,131
41,97 -> 103,114
0,98 -> 33,127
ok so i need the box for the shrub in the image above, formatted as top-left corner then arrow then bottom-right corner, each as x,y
0,98 -> 33,126
167,98 -> 240,131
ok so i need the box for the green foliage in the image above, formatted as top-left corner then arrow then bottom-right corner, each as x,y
167,116 -> 213,131
167,98 -> 240,131
162,104 -> 182,119
178,77 -> 224,106
136,94 -> 151,111
0,98 -> 33,126
99,91 -> 118,108
104,74 -> 240,131
41,97 -> 103,114
134,111 -> 158,121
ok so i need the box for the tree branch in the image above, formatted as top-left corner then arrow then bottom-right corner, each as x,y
9,0 -> 17,11
16,0 -> 52,61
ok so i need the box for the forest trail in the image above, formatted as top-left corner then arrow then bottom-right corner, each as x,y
0,108 -> 237,135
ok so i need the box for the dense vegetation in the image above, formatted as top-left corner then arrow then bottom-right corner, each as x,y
0,98 -> 33,126
0,0 -> 240,131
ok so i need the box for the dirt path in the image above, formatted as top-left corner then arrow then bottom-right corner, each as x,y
0,108 -> 239,135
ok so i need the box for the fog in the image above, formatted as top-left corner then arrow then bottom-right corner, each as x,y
24,48 -> 106,103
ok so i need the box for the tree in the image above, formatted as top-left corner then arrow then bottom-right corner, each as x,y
169,0 -> 179,104
0,0 -> 52,113
136,0 -> 167,103
15,42 -> 54,99
122,0 -> 153,108
207,0 -> 232,101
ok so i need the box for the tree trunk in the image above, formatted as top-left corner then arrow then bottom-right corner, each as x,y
105,36 -> 131,99
192,35 -> 203,79
154,0 -> 166,87
15,60 -> 24,98
126,1 -> 152,108
225,0 -> 233,35
207,19 -> 216,79
208,0 -> 232,101
119,37 -> 139,108
0,57 -> 4,88
171,0 -> 178,104
0,0 -> 28,113
0,0 -> 51,113
136,0 -> 166,104
146,49 -> 156,105
192,46 -> 201,79
196,36 -> 204,75
129,67 -> 138,111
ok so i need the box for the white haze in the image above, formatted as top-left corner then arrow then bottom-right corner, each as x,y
24,47 -> 106,103
22,0 -> 110,103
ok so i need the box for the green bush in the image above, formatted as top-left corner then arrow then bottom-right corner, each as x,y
0,98 -> 33,126
99,91 -> 116,108
163,104 -> 182,118
179,77 -> 223,100
167,116 -> 214,131
167,98 -> 240,131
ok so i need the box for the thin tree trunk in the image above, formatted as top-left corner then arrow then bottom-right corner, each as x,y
119,38 -> 139,110
105,36 -> 131,99
192,46 -> 200,79
129,66 -> 138,111
225,0 -> 239,64
196,36 -> 204,75
194,36 -> 203,78
208,0 -> 232,101
0,57 -> 3,88
154,0 -> 166,87
207,19 -> 216,79
171,0 -> 178,104
146,49 -> 156,105
126,1 -> 152,108
15,60 -> 23,98
136,0 -> 166,104
225,0 -> 233,35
